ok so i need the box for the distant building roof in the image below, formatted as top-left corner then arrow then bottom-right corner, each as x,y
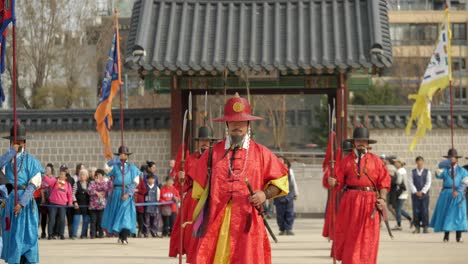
348,105 -> 468,129
125,0 -> 393,73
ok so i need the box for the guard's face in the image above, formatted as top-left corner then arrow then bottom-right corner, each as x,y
11,140 -> 25,148
450,157 -> 457,164
353,139 -> 369,152
227,121 -> 248,137
199,139 -> 210,152
120,153 -> 129,161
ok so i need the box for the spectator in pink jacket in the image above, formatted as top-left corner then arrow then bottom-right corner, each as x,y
43,168 -> 73,240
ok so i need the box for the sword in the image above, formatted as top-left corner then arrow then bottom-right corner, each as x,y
245,178 -> 278,243
372,201 -> 394,239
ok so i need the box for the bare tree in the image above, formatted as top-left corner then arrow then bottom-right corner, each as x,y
257,95 -> 287,150
4,0 -> 96,109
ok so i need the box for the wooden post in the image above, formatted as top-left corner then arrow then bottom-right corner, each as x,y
171,75 -> 189,157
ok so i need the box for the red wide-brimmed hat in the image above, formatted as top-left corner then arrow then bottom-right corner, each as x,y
213,93 -> 263,122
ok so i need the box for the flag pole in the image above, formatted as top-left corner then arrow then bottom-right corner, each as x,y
445,2 -> 456,191
12,0 -> 18,206
115,8 -> 126,195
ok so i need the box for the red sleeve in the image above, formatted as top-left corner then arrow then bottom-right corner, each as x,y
334,156 -> 349,191
260,145 -> 288,186
188,149 -> 209,188
322,170 -> 330,189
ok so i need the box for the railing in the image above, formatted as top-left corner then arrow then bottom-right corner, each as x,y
273,151 -> 325,165
388,0 -> 467,11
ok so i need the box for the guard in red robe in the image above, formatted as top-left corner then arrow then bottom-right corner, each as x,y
169,125 -> 217,263
328,127 -> 391,264
189,93 -> 289,264
322,140 -> 353,240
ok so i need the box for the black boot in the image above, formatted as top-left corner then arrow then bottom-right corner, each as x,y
456,231 -> 463,243
120,229 -> 130,245
443,232 -> 449,242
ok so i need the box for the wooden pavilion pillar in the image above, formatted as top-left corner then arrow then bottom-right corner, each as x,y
170,75 -> 189,158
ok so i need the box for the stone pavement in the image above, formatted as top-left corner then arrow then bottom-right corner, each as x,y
4,219 -> 467,264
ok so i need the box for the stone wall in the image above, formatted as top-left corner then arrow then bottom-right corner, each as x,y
370,128 -> 468,214
0,129 -> 172,179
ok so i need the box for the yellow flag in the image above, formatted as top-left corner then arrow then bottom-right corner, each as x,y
406,8 -> 451,152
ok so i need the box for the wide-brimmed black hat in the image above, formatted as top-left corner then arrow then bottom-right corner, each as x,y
194,126 -> 217,140
347,127 -> 377,144
443,148 -> 462,158
342,140 -> 353,152
114,146 -> 132,156
3,124 -> 28,141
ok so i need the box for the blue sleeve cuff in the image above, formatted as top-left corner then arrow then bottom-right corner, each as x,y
19,184 -> 36,207
125,183 -> 136,196
107,158 -> 121,167
0,147 -> 17,168
438,160 -> 451,169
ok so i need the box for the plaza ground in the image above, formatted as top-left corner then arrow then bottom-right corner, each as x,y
5,218 -> 467,264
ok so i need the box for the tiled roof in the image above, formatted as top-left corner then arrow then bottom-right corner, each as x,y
0,109 -> 170,131
348,105 -> 468,129
125,0 -> 393,73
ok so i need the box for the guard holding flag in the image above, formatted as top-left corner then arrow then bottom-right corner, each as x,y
328,127 -> 391,264
430,149 -> 468,242
1,124 -> 44,264
189,93 -> 289,264
101,146 -> 141,245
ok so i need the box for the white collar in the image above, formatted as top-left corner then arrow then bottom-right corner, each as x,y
16,148 -> 25,158
148,184 -> 155,188
224,134 -> 250,150
353,149 -> 367,162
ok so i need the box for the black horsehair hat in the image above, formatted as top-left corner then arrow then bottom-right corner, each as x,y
114,146 -> 132,156
194,126 -> 217,140
347,127 -> 377,144
342,140 -> 353,152
443,148 -> 462,159
3,123 -> 28,141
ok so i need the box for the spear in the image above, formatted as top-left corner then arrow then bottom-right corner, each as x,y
188,92 -> 193,154
204,91 -> 208,126
179,109 -> 188,264
12,0 -> 18,207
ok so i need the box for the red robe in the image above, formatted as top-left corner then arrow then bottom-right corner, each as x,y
321,168 -> 339,240
190,140 -> 288,264
169,152 -> 201,262
333,152 -> 391,264
135,176 -> 146,214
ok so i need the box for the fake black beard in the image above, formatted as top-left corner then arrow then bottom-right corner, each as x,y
230,135 -> 244,146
